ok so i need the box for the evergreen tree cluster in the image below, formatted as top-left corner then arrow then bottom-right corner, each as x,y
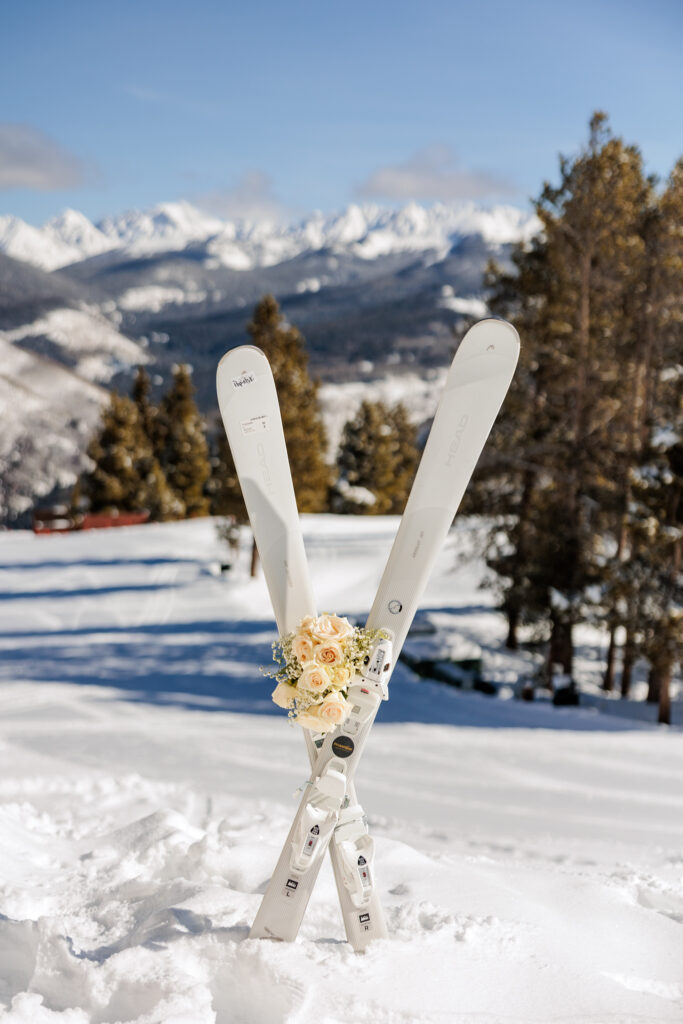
334,400 -> 418,514
483,112 -> 682,723
208,295 -> 420,520
78,364 -> 210,521
80,296 -> 421,527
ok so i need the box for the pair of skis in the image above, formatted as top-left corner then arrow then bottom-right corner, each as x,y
216,319 -> 519,949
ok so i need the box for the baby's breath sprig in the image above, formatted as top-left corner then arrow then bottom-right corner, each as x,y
268,631 -> 298,685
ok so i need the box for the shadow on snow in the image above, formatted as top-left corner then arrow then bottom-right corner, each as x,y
0,613 -> 663,733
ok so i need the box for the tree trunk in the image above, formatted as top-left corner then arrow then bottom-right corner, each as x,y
658,657 -> 672,726
250,536 -> 259,578
638,248 -> 660,454
548,615 -> 573,681
505,605 -> 519,651
646,664 -> 660,704
502,467 -> 536,651
604,490 -> 633,692
603,626 -> 617,691
620,628 -> 635,698
574,249 -> 592,445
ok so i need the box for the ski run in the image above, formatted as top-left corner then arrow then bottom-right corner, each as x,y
1,326 -> 682,1021
1,514 -> 682,1021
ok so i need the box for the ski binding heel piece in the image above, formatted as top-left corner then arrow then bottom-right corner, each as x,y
290,764 -> 346,872
334,803 -> 376,907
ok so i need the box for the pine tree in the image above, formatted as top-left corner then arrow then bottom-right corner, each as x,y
130,365 -> 184,521
335,400 -> 418,515
484,114 -> 683,705
132,366 -> 156,440
600,158 -> 683,695
155,364 -> 210,517
613,430 -> 682,723
246,295 -> 330,512
484,113 -> 653,677
484,241 -> 564,650
336,400 -> 396,514
207,430 -> 247,520
80,392 -> 151,514
139,454 -> 184,521
79,391 -> 183,520
385,403 -> 419,513
610,158 -> 683,713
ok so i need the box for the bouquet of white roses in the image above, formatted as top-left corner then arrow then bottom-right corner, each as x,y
268,614 -> 386,733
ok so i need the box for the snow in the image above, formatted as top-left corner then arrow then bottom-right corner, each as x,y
99,201 -> 225,256
295,277 -> 324,294
42,210 -> 113,265
0,336 -> 107,513
0,216 -> 88,273
439,285 -> 488,318
118,285 -> 208,313
3,306 -> 146,383
0,200 -> 540,272
0,309 -> 146,516
0,515 -> 681,1023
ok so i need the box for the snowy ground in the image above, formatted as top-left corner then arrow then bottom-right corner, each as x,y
0,516 -> 682,1024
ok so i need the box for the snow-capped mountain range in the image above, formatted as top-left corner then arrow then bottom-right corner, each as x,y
0,199 -> 539,272
0,198 -> 539,520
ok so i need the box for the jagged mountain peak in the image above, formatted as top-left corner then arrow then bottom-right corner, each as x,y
44,209 -> 112,260
0,199 -> 540,272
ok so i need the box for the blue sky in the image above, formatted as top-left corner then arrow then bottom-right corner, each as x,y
1,0 -> 681,225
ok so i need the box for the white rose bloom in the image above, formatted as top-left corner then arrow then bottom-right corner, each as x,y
330,664 -> 351,690
299,664 -> 330,694
292,634 -> 314,665
312,614 -> 354,643
296,705 -> 336,733
271,681 -> 298,709
318,692 -> 351,727
299,615 -> 317,637
314,640 -> 344,667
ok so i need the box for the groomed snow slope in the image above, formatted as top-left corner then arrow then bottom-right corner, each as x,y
0,517 -> 681,1024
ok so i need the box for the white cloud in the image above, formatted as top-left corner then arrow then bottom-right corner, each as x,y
0,123 -> 87,190
357,144 -> 516,202
196,170 -> 290,223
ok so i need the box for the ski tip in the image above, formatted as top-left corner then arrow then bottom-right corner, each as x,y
469,317 -> 520,344
459,318 -> 520,362
216,347 -> 275,404
216,345 -> 274,406
216,344 -> 267,376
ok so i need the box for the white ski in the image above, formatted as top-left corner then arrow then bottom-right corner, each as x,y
248,318 -> 520,944
215,346 -> 314,631
216,345 -> 388,950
